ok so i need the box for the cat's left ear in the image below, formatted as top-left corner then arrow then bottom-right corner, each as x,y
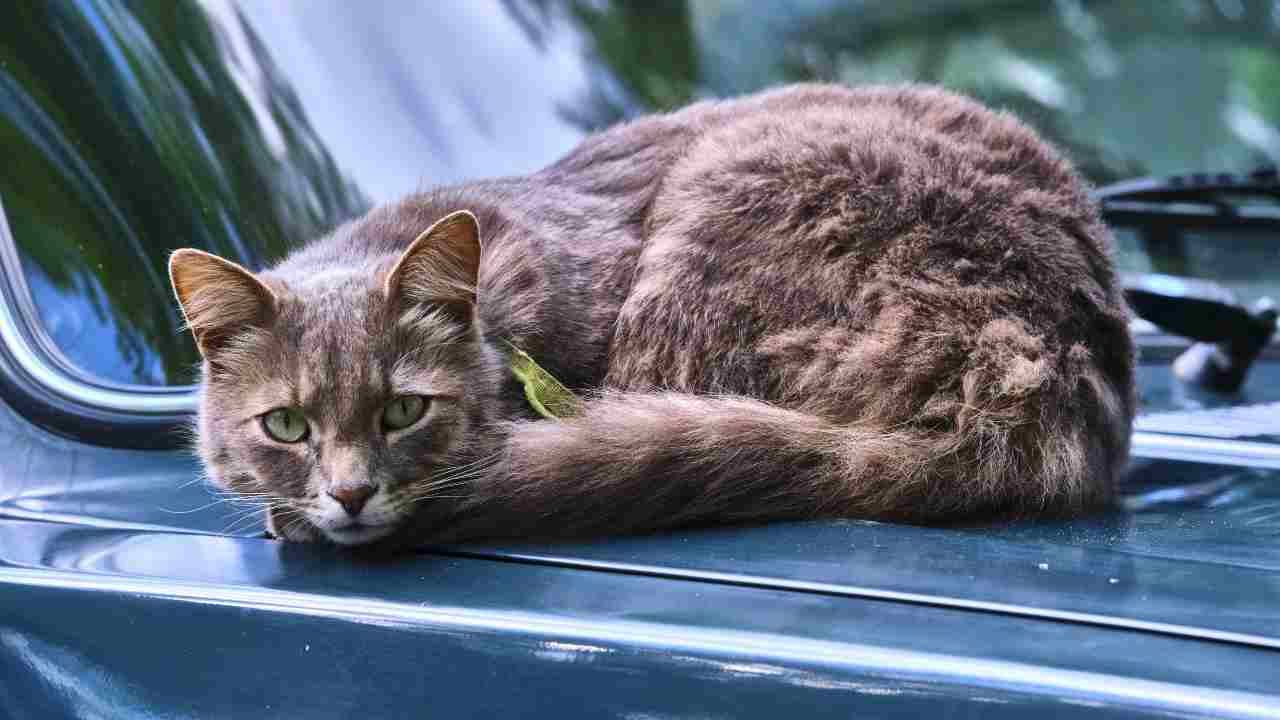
383,210 -> 481,317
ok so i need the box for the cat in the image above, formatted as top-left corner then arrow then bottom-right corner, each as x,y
168,84 -> 1135,548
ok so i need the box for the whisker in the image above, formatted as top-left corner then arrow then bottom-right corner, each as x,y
420,452 -> 500,484
407,479 -> 470,497
223,517 -> 265,536
406,453 -> 502,505
280,513 -> 312,539
157,496 -> 246,515
222,502 -> 288,535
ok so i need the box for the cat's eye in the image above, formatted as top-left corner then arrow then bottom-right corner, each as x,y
382,395 -> 428,431
261,407 -> 309,443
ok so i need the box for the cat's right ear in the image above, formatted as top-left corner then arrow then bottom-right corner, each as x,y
168,249 -> 276,357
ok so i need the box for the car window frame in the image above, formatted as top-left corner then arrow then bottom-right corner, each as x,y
0,194 -> 194,449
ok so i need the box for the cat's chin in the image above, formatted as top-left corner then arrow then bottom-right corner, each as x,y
321,522 -> 399,546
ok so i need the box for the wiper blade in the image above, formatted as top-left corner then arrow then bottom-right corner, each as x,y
1122,274 -> 1276,393
1094,166 -> 1279,206
1099,168 -> 1279,392
1124,274 -> 1268,344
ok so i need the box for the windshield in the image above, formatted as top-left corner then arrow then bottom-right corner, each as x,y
684,1 -> 1280,182
1,0 -> 1278,387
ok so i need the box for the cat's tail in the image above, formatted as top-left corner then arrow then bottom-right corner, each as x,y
456,378 -> 1131,539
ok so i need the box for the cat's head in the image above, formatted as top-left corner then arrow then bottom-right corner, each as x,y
169,210 -> 502,545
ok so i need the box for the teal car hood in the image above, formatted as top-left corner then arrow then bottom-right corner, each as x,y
459,456 -> 1280,650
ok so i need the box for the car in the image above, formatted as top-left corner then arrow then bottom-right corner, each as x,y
2,1 -> 1279,717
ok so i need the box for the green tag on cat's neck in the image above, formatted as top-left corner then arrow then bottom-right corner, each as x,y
503,341 -> 582,420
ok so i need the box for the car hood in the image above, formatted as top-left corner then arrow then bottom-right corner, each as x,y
454,455 -> 1280,650
2,396 -> 1279,652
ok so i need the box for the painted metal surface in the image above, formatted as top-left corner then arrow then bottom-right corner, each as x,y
3,520 -> 1280,718
458,461 -> 1280,650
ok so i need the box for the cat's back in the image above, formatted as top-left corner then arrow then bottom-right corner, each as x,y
556,83 -> 1093,216
607,83 -> 1133,430
554,82 -> 1116,300
630,82 -> 1122,323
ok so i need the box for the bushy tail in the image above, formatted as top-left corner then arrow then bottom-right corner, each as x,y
453,381 -> 1130,540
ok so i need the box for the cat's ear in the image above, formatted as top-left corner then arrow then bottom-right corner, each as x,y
383,210 -> 481,318
168,249 -> 276,357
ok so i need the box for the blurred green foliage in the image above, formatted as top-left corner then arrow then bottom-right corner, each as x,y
0,0 -> 366,384
546,0 -> 1280,184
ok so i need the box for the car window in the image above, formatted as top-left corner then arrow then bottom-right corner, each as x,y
2,0 -> 1278,392
1117,224 -> 1280,307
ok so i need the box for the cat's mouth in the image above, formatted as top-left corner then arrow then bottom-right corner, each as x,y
323,521 -> 397,546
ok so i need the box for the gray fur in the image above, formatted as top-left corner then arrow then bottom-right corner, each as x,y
169,84 -> 1135,547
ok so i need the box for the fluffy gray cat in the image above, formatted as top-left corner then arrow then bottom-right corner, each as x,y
169,84 -> 1135,548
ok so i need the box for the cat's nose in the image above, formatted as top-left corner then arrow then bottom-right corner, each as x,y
328,485 -> 376,517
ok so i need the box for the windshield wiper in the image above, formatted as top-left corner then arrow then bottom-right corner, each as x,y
1095,166 -> 1279,207
1123,274 -> 1276,392
1097,168 -> 1279,393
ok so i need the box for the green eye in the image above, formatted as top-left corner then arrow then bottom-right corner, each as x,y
383,395 -> 427,431
262,407 -> 309,443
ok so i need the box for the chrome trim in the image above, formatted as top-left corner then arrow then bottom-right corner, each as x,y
454,547 -> 1280,652
0,195 -> 195,415
1130,431 -> 1280,469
